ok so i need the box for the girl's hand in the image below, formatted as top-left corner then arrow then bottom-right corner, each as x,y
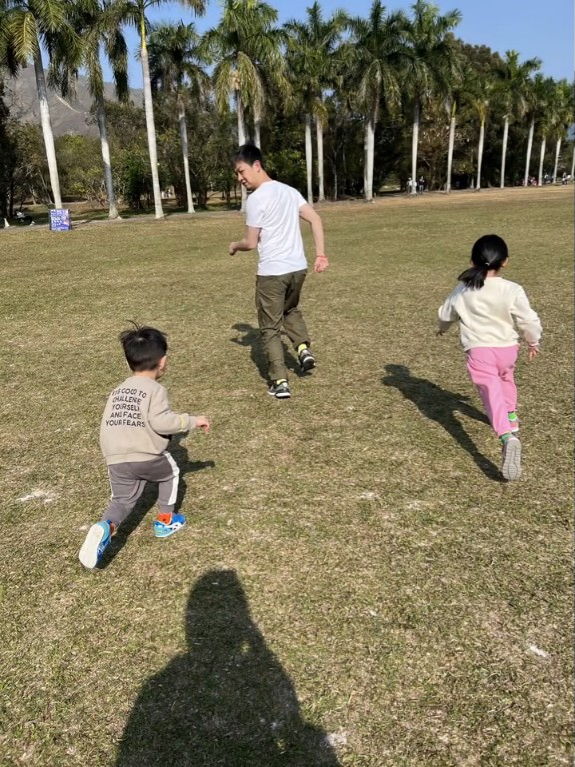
528,345 -> 540,362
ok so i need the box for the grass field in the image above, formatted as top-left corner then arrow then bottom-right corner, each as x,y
0,187 -> 573,766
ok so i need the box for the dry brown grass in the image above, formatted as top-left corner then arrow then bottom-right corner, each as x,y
0,186 -> 572,766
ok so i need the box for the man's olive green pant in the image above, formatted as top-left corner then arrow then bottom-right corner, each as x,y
255,269 -> 310,382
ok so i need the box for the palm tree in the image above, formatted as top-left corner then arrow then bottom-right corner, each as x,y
205,0 -> 286,210
148,21 -> 210,214
549,79 -> 572,184
347,1 -> 409,202
0,0 -> 79,209
118,0 -> 205,219
51,0 -> 128,219
403,0 -> 462,195
534,77 -> 558,186
494,50 -> 541,189
521,73 -> 549,188
466,69 -> 494,191
285,3 -> 347,202
444,62 -> 471,193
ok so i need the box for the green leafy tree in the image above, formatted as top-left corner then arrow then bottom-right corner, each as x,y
549,78 -> 572,183
347,1 -> 409,201
51,0 -> 129,218
148,20 -> 210,213
0,0 -> 80,208
205,0 -> 287,210
494,49 -> 541,188
116,0 -> 206,218
285,2 -> 348,202
403,0 -> 462,194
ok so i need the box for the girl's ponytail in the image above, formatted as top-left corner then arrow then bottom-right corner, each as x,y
458,234 -> 509,290
458,264 -> 490,289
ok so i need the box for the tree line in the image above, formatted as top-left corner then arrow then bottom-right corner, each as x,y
0,0 -> 573,219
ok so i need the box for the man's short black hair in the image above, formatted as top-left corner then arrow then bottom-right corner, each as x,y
232,142 -> 264,168
119,323 -> 168,372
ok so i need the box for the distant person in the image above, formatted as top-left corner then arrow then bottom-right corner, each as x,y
418,176 -> 425,193
79,325 -> 210,569
437,235 -> 542,481
229,143 -> 329,400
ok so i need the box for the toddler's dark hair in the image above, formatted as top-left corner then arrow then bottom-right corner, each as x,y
119,323 -> 167,371
458,234 -> 509,289
232,142 -> 265,168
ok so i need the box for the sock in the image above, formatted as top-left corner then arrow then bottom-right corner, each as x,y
274,378 -> 288,385
297,343 -> 308,355
157,512 -> 173,526
500,432 -> 513,444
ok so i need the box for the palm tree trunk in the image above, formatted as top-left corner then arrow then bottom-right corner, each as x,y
552,137 -> 561,183
33,47 -> 62,209
254,114 -> 261,148
96,97 -> 119,219
305,114 -> 313,204
365,117 -> 375,201
476,116 -> 485,191
411,99 -> 420,195
178,97 -> 194,214
316,117 -> 325,202
523,118 -> 534,187
538,136 -> 546,186
140,20 -> 164,219
363,127 -> 368,195
500,116 -> 509,189
237,92 -> 247,212
446,105 -> 456,193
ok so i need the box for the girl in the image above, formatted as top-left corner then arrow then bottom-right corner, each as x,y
437,234 -> 542,480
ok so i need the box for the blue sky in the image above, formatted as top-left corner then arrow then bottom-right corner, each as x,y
106,0 -> 573,87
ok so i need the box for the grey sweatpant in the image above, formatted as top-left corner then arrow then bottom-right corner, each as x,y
102,453 -> 180,528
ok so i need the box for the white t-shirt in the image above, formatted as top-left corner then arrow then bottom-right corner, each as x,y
438,277 -> 542,351
246,180 -> 308,276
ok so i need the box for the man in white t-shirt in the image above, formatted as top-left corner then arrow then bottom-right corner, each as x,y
229,143 -> 329,399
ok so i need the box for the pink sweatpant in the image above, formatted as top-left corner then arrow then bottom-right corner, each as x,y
466,345 -> 519,437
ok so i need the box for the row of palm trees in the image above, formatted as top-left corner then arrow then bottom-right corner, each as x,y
0,0 -> 572,219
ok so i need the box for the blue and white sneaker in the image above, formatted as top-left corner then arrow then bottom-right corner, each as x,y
79,521 -> 112,569
154,512 -> 186,539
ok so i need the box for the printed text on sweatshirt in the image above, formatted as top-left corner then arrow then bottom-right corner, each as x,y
100,376 -> 197,465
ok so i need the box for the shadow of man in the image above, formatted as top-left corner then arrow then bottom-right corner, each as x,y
99,439 -> 215,569
115,570 -> 341,767
382,364 -> 501,481
231,323 -> 305,381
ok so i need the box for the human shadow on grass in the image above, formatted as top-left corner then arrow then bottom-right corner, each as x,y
115,569 -> 341,767
382,364 -> 501,481
231,323 -> 308,381
98,438 -> 215,569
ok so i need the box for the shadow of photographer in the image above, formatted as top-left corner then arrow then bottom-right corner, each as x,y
115,569 -> 341,766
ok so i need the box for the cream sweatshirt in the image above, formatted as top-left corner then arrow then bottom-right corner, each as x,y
438,277 -> 542,351
100,376 -> 197,465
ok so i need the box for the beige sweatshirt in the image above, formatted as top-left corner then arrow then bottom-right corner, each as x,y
438,277 -> 542,351
100,376 -> 197,465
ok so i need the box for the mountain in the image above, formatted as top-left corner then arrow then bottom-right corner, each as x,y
5,67 -> 143,137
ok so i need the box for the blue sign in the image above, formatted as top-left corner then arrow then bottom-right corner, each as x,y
49,209 -> 71,231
